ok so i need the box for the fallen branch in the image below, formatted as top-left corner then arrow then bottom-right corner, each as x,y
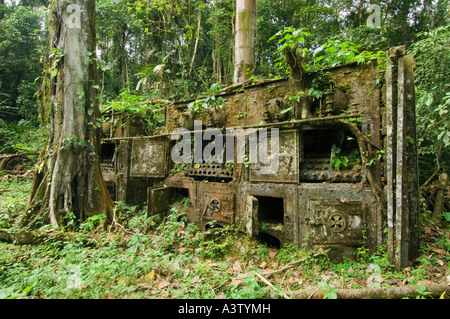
138,99 -> 172,105
293,283 -> 449,299
111,205 -> 158,239
329,119 -> 384,204
0,229 -> 122,247
307,286 -> 321,299
235,253 -> 326,280
0,154 -> 32,172
260,259 -> 306,277
421,168 -> 441,190
236,261 -> 302,281
253,271 -> 290,300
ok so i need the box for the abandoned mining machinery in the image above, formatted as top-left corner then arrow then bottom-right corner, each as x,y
100,46 -> 419,269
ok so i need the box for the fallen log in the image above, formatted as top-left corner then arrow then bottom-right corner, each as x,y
0,229 -> 123,247
293,283 -> 449,299
0,154 -> 32,172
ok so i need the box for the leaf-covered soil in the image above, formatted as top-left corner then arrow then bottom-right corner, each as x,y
0,175 -> 449,299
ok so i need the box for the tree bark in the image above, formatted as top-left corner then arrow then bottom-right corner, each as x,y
233,0 -> 256,83
432,171 -> 449,220
188,9 -> 201,76
21,0 -> 114,229
294,283 -> 449,299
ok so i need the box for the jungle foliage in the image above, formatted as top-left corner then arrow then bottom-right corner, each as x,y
0,0 -> 449,300
0,0 -> 448,176
0,179 -> 448,299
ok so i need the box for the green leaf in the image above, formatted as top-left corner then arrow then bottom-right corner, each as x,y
442,211 -> 450,222
318,282 -> 338,299
443,133 -> 450,146
280,107 -> 293,115
425,95 -> 433,106
341,156 -> 349,168
314,55 -> 324,64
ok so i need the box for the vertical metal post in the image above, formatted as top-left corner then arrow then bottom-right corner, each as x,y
404,55 -> 420,261
385,46 -> 419,269
385,50 -> 395,263
395,53 -> 408,269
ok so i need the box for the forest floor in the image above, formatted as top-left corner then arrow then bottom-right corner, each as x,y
0,171 -> 449,300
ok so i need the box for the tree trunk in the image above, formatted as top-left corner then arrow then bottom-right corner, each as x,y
233,0 -> 256,83
22,0 -> 114,228
424,0 -> 436,29
432,171 -> 449,220
188,9 -> 202,76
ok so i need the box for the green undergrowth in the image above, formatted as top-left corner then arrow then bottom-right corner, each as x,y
0,177 -> 449,299
0,120 -> 46,155
0,177 -> 33,229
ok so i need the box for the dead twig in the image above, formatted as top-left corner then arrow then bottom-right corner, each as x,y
307,286 -> 321,299
253,271 -> 290,300
110,206 -> 158,239
236,253 -> 326,280
263,258 -> 306,276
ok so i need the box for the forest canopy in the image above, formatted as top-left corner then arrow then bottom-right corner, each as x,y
0,0 -> 449,179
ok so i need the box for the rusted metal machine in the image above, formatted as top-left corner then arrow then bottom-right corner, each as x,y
100,46 -> 420,269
